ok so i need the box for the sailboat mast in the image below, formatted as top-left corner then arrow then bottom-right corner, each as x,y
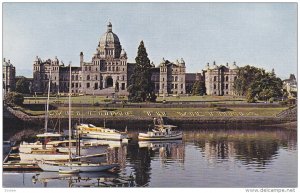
45,67 -> 52,133
68,62 -> 72,161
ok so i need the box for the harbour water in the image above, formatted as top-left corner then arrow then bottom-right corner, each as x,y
2,127 -> 298,188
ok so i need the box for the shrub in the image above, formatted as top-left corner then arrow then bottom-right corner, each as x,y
4,92 -> 24,106
216,107 -> 232,112
93,102 -> 100,106
103,99 -> 112,103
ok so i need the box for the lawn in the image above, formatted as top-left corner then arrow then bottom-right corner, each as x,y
24,95 -> 246,105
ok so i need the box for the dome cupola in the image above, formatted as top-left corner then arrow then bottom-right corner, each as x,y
230,61 -> 238,70
99,22 -> 120,45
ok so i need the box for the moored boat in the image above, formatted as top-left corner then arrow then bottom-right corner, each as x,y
38,161 -> 119,172
19,149 -> 70,162
138,118 -> 182,141
76,123 -> 128,141
19,133 -> 64,153
37,63 -> 120,173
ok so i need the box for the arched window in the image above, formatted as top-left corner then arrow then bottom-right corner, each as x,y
225,76 -> 229,81
87,75 -> 90,80
175,76 -> 178,81
214,84 -> 216,89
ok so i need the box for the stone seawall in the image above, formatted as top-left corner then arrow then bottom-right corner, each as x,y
3,105 -> 297,130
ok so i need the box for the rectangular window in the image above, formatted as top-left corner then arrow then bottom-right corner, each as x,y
87,83 -> 90,88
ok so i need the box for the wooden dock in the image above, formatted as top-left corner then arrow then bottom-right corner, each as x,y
3,146 -> 41,171
3,162 -> 41,171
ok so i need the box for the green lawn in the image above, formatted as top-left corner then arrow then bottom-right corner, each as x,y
156,95 -> 246,102
24,95 -> 125,105
24,95 -> 246,105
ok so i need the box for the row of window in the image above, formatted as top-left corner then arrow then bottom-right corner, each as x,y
160,76 -> 183,82
34,66 -> 59,71
161,83 -> 184,90
160,68 -> 185,73
212,76 -> 237,82
84,65 -> 126,72
213,84 -> 230,89
91,60 -> 127,66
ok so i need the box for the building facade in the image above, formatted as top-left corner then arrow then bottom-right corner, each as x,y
203,61 -> 238,96
283,74 -> 297,98
3,58 -> 16,94
32,22 -> 129,95
31,22 -> 239,97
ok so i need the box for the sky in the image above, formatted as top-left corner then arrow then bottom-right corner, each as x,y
2,2 -> 298,79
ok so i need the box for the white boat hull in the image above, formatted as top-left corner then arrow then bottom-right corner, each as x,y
80,132 -> 128,141
19,152 -> 70,162
19,144 -> 54,153
138,132 -> 183,141
38,162 -> 119,172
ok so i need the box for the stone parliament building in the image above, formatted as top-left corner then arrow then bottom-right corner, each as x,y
19,22 -> 239,96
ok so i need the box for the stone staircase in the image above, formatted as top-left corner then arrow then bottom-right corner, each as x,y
276,106 -> 297,121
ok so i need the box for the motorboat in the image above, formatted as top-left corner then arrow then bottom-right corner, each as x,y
19,133 -> 64,153
138,118 -> 182,141
76,123 -> 128,141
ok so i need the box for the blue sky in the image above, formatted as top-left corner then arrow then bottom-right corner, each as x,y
3,3 -> 297,79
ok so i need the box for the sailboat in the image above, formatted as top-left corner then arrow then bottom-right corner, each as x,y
38,63 -> 119,172
19,67 -> 64,153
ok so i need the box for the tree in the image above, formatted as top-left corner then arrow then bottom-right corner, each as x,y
128,41 -> 156,102
234,65 -> 283,103
4,92 -> 24,106
16,77 -> 30,94
246,71 -> 283,103
233,65 -> 265,96
191,81 -> 205,96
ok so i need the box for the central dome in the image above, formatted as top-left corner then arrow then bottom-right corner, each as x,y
99,22 -> 120,45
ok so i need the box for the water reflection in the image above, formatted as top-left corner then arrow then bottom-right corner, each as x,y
185,129 -> 297,170
2,128 -> 298,187
33,171 -> 136,187
138,140 -> 185,165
